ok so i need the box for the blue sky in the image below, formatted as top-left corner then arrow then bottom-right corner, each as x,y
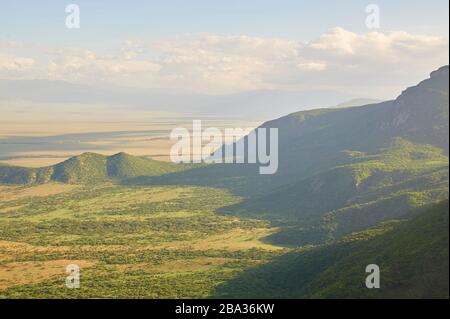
2,0 -> 449,48
1,1 -> 449,97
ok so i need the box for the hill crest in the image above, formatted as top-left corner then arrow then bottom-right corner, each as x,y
0,152 -> 185,184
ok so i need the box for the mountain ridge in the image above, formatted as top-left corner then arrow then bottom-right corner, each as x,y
125,65 -> 449,245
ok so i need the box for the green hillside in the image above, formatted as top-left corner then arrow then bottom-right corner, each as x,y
225,137 -> 448,241
106,152 -> 185,179
215,200 -> 449,299
134,66 -> 449,246
51,152 -> 108,183
0,152 -> 187,184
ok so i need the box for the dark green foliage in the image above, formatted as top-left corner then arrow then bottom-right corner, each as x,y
51,152 -> 108,183
214,201 -> 449,299
0,242 -> 279,298
225,138 -> 448,239
0,152 -> 187,184
107,152 -> 186,179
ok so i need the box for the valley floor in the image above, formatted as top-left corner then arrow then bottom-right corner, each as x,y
0,182 -> 284,298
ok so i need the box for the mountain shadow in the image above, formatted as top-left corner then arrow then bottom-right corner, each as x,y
213,200 -> 449,299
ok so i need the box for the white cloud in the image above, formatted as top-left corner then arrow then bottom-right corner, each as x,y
0,54 -> 34,71
306,27 -> 448,64
310,27 -> 358,54
297,62 -> 327,71
45,47 -> 161,84
0,28 -> 448,96
148,33 -> 302,93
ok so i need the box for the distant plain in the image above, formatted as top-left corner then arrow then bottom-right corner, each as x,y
0,101 -> 259,167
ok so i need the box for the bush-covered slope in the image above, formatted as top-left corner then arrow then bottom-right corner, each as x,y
225,138 -> 448,238
106,152 -> 185,179
212,66 -> 449,242
215,200 -> 449,299
0,152 -> 186,184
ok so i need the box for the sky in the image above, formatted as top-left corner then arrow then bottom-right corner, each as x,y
1,0 -> 449,98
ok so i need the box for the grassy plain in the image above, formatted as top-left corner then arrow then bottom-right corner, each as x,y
0,182 -> 283,298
